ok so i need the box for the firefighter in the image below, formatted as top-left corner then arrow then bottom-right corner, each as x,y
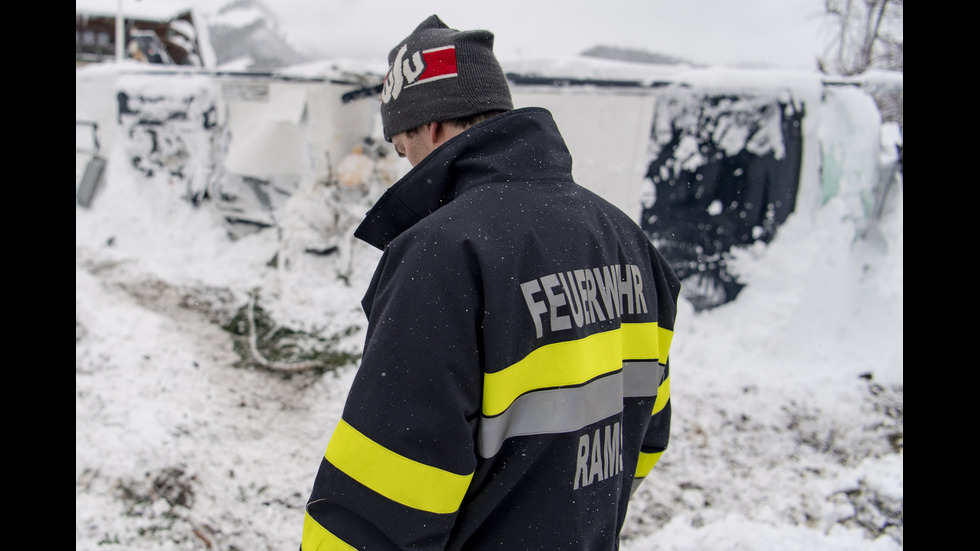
302,15 -> 680,550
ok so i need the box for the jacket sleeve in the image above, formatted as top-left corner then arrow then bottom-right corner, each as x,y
631,244 -> 679,495
631,360 -> 670,494
302,232 -> 484,550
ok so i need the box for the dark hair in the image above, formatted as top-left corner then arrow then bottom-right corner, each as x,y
443,110 -> 508,130
405,111 -> 507,136
404,110 -> 508,137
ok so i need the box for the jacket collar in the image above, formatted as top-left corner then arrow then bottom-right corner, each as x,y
354,107 -> 574,250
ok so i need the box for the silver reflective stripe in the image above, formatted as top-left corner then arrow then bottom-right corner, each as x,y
477,361 -> 664,459
478,372 -> 625,458
630,476 -> 644,497
623,361 -> 664,398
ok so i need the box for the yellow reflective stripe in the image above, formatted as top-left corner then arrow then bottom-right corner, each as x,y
660,324 -> 674,362
621,322 -> 672,361
302,511 -> 357,551
484,329 -> 621,416
325,420 -> 473,514
635,450 -> 663,478
483,323 -> 670,416
652,375 -> 670,415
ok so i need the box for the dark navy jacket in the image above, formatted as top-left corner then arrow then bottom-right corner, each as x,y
303,107 -> 680,550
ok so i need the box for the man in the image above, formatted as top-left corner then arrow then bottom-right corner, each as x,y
302,15 -> 680,550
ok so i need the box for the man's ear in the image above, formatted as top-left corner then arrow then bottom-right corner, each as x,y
427,121 -> 442,145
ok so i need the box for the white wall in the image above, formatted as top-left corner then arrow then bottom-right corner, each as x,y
513,87 -> 656,220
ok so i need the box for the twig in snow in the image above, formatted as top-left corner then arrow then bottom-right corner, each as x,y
246,292 -> 323,373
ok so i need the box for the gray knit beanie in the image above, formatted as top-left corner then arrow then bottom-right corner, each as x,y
380,15 -> 513,141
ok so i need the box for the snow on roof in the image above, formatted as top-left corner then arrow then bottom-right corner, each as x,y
76,0 -> 194,22
501,56 -> 829,97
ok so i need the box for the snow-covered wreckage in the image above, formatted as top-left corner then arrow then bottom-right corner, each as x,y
75,56 -> 902,311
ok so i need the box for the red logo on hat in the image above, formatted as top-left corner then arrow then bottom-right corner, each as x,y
408,46 -> 457,87
382,44 -> 458,103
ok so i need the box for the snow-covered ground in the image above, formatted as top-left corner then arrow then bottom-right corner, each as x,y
75,73 -> 903,550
